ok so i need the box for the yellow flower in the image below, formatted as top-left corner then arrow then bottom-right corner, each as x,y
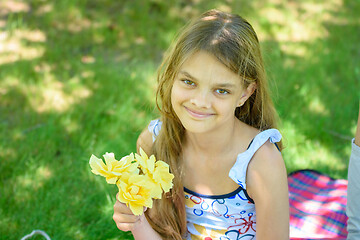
117,173 -> 153,216
89,149 -> 174,214
134,148 -> 174,198
153,160 -> 174,193
89,152 -> 138,184
134,148 -> 155,175
144,174 -> 163,199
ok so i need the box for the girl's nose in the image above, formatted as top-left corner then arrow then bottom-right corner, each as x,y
190,91 -> 211,108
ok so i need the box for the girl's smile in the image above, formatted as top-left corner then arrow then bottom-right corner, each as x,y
184,106 -> 215,119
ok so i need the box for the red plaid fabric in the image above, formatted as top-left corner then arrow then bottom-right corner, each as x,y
288,169 -> 348,240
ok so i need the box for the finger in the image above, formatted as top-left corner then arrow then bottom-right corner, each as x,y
113,211 -> 139,224
113,200 -> 134,215
113,212 -> 143,232
114,222 -> 136,232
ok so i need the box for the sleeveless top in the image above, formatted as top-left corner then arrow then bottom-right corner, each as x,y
148,119 -> 282,240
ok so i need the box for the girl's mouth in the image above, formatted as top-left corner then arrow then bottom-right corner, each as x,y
184,106 -> 214,119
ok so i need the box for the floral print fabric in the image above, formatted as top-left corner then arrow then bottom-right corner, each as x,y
184,187 -> 256,240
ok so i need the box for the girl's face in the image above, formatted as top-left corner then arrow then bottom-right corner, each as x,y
171,51 -> 253,134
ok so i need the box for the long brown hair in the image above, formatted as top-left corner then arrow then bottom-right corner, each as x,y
146,9 -> 281,239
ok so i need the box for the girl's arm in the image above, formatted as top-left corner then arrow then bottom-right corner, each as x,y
136,127 -> 154,155
346,103 -> 360,240
113,128 -> 162,240
246,141 -> 290,240
355,104 -> 360,146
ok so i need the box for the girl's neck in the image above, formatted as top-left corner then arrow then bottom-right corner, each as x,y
184,117 -> 242,157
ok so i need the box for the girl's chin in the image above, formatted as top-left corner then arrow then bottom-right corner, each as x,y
181,120 -> 216,134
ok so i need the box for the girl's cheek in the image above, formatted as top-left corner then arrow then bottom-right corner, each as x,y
170,88 -> 179,108
171,85 -> 183,102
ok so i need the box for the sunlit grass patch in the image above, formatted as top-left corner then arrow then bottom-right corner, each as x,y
0,29 -> 46,65
282,120 -> 350,178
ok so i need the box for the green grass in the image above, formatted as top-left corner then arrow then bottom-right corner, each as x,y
1,0 -> 359,239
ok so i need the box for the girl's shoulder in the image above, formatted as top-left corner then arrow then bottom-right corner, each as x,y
228,127 -> 282,189
249,137 -> 283,168
245,129 -> 287,199
246,128 -> 283,177
136,122 -> 156,155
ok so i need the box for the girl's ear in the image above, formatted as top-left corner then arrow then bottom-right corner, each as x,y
238,82 -> 257,107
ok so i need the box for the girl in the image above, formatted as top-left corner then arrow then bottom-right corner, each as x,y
113,9 -> 289,240
347,103 -> 360,240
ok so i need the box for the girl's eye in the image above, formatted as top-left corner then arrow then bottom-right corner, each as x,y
182,79 -> 195,86
215,89 -> 230,95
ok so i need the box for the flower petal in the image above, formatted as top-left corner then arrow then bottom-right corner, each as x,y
89,154 -> 106,175
147,155 -> 156,173
129,202 -> 145,216
151,183 -> 163,199
153,160 -> 174,192
139,147 -> 148,160
103,152 -> 117,169
105,176 -> 118,184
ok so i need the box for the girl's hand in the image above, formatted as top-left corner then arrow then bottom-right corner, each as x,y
113,193 -> 147,232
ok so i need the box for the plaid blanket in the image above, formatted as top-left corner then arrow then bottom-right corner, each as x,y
288,169 -> 348,240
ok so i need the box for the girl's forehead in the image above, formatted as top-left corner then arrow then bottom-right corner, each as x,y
178,51 -> 242,85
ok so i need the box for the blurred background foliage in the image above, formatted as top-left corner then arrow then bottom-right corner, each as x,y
0,0 -> 359,239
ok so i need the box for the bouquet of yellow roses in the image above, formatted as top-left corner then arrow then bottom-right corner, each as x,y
89,148 -> 174,215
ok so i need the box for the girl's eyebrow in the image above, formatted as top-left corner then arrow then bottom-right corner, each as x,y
179,71 -> 196,80
214,83 -> 236,89
179,71 -> 237,89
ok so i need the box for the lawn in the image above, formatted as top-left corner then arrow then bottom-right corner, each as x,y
1,0 -> 359,239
